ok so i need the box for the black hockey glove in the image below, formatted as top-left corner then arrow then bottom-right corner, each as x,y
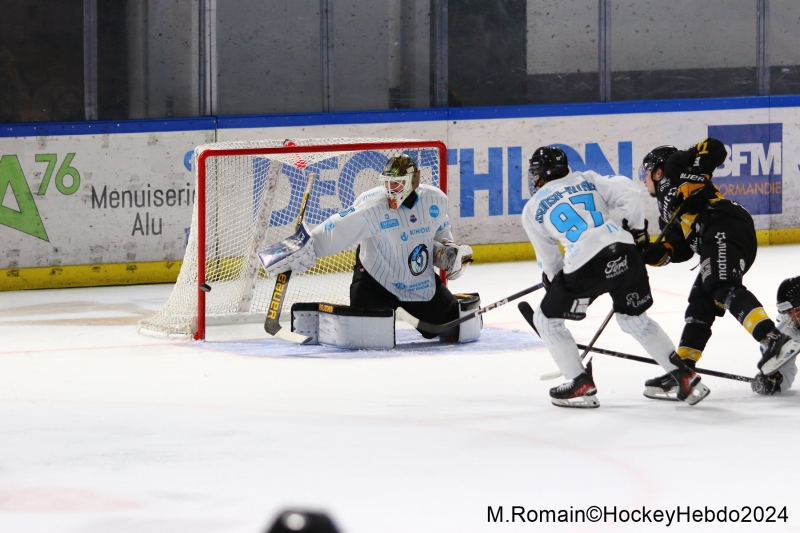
622,218 -> 649,246
751,371 -> 783,395
637,241 -> 672,266
691,138 -> 728,175
542,272 -> 552,291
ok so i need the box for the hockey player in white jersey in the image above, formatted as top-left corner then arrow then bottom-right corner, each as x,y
521,146 -> 709,408
752,276 -> 800,394
262,154 -> 478,342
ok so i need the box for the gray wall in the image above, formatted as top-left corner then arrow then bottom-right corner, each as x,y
2,0 -> 799,124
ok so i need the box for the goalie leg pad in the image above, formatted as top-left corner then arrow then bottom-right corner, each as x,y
290,303 -> 321,344
317,304 -> 395,349
454,293 -> 482,343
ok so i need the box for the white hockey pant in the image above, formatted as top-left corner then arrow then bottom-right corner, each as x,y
615,312 -> 677,371
533,304 -> 583,380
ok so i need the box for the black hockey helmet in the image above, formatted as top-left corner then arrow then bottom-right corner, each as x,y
528,146 -> 569,194
777,276 -> 800,313
638,145 -> 677,182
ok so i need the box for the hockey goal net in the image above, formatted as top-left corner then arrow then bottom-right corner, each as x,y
138,138 -> 448,340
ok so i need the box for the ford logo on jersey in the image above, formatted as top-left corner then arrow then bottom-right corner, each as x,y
408,244 -> 429,276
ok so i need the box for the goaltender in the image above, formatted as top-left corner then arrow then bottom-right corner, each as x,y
261,154 -> 479,345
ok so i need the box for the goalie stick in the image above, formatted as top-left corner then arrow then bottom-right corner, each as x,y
395,283 -> 544,335
518,301 -> 752,383
263,171 -> 317,344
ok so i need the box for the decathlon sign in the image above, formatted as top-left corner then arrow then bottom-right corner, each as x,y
709,123 -> 782,215
451,142 -> 633,218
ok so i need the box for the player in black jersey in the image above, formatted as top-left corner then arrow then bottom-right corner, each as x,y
636,139 -> 800,400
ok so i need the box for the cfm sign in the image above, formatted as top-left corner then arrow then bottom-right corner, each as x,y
710,123 -> 782,215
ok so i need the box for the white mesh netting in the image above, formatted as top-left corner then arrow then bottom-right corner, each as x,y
138,138 -> 444,338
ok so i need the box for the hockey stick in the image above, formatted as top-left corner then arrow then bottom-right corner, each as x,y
395,283 -> 545,335
263,172 -> 317,344
518,302 -> 752,383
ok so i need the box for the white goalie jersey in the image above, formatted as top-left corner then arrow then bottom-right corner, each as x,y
521,170 -> 643,280
310,184 -> 453,302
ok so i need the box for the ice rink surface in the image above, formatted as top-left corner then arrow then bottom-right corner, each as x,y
2,245 -> 800,533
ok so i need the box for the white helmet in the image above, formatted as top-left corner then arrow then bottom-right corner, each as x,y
381,154 -> 419,210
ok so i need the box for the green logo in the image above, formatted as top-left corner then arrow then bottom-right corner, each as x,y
0,155 -> 49,241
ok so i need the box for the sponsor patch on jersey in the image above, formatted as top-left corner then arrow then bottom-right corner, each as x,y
400,232 -> 408,242
324,220 -> 335,231
410,214 -> 417,223
604,256 -> 628,278
409,227 -> 430,236
429,205 -> 440,218
408,244 -> 429,276
407,280 -> 431,291
715,231 -> 728,280
394,282 -> 407,290
380,218 -> 399,230
339,207 -> 355,217
625,292 -> 651,309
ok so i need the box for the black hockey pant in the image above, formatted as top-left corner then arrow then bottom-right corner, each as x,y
678,215 -> 774,360
350,262 -> 459,339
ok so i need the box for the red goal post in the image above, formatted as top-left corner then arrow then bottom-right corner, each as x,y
138,138 -> 448,340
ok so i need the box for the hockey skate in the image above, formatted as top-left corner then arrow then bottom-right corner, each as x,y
643,359 -> 695,401
668,353 -> 710,406
758,330 -> 800,376
549,365 -> 599,409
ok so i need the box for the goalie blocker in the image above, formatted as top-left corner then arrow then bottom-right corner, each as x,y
291,294 -> 482,349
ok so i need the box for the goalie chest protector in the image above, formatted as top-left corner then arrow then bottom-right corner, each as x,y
291,303 -> 395,349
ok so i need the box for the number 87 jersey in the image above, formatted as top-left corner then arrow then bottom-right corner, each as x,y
521,170 -> 645,281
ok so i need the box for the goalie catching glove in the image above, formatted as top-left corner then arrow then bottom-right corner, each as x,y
433,239 -> 473,280
258,224 -> 317,276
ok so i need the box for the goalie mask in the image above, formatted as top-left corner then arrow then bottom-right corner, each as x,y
382,154 -> 420,210
777,276 -> 800,326
528,146 -> 569,195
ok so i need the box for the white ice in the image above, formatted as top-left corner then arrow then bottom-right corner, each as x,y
2,245 -> 800,533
